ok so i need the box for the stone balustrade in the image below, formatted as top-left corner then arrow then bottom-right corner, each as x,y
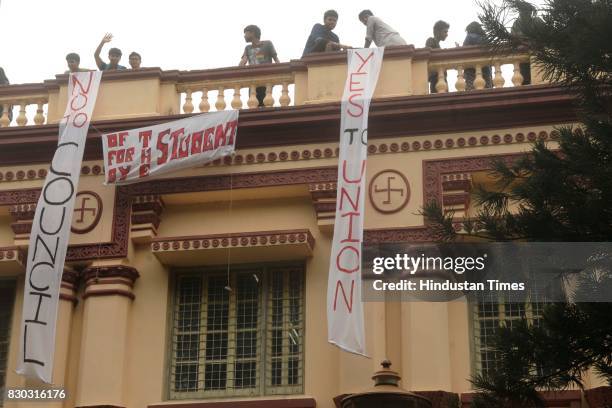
176,63 -> 295,113
0,83 -> 49,127
0,46 -> 537,129
427,46 -> 535,93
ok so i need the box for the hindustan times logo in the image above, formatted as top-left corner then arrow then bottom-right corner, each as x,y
372,253 -> 487,275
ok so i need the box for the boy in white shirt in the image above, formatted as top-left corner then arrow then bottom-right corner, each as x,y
359,10 -> 407,48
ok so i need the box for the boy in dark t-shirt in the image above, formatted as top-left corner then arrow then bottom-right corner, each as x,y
239,25 -> 280,107
94,33 -> 127,71
302,9 -> 351,57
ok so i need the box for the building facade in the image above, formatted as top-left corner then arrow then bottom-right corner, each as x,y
0,46 -> 604,407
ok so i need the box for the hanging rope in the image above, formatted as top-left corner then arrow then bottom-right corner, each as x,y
224,161 -> 235,292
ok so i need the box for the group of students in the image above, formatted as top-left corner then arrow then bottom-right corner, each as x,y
65,33 -> 142,73
236,7 -> 537,99
2,4 -> 539,118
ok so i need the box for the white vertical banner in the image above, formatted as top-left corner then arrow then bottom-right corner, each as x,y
327,48 -> 384,355
17,71 -> 102,383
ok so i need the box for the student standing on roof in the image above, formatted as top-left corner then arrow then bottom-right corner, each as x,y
425,20 -> 450,93
239,25 -> 280,107
94,33 -> 127,71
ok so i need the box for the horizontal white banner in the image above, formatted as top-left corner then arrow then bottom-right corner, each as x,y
102,110 -> 239,184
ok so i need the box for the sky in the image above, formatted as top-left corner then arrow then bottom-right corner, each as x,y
0,0 -> 527,84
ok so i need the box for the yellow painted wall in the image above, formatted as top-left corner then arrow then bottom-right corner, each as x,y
0,125 -> 590,408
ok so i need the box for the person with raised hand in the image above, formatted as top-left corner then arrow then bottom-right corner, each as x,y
94,33 -> 127,71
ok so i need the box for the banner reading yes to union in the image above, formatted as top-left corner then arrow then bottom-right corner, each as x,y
102,110 -> 239,184
327,47 -> 384,356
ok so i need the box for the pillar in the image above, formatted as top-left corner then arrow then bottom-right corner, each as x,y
74,263 -> 139,408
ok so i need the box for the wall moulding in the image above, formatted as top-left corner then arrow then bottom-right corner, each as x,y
0,85 -> 574,166
0,152 -> 529,266
152,229 -> 315,266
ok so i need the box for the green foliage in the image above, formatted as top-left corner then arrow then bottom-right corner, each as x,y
422,0 -> 612,405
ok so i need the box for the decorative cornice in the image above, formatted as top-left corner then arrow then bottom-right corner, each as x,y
0,129 -> 550,185
9,203 -> 36,219
82,265 -> 139,283
82,289 -> 135,301
0,246 -> 25,264
148,398 -> 316,408
423,153 -> 524,207
152,229 -> 315,253
127,167 -> 338,196
11,221 -> 32,236
132,195 -> 165,213
0,188 -> 40,206
0,165 -> 103,185
62,267 -> 80,285
0,152 -> 534,265
152,229 -> 315,266
0,85 -> 573,165
441,173 -> 473,216
130,195 -> 165,243
10,203 -> 36,236
364,226 -> 440,243
81,264 -> 139,300
309,183 -> 337,229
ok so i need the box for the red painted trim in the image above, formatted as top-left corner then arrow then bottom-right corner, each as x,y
83,289 -> 135,300
0,152 -> 537,265
75,405 -> 125,408
59,293 -> 78,305
82,265 -> 139,282
84,278 -> 135,288
461,390 -> 581,407
0,85 -> 576,165
0,187 -> 130,262
148,398 -> 316,408
127,167 -> 337,196
152,229 -> 313,242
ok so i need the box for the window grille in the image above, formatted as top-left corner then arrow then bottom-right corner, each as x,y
169,264 -> 304,399
0,280 -> 16,407
472,290 -> 547,377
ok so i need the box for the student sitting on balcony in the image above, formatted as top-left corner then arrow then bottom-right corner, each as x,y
239,25 -> 280,107
94,33 -> 127,71
129,52 -> 142,70
358,10 -> 407,48
302,10 -> 351,57
64,53 -> 91,74
425,20 -> 450,93
462,22 -> 493,90
0,67 -> 12,123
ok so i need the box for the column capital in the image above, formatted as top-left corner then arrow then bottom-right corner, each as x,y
81,264 -> 139,300
82,264 -> 139,283
60,265 -> 79,305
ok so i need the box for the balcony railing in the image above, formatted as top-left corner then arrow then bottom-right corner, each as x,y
428,47 -> 532,92
0,46 -> 541,129
0,83 -> 49,127
176,63 -> 296,113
